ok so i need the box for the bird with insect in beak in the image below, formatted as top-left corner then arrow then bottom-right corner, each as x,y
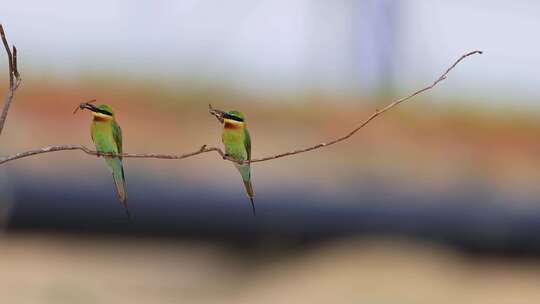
75,100 -> 130,220
209,105 -> 256,216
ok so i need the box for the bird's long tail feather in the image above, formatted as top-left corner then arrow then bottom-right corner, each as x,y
236,164 -> 255,216
106,157 -> 130,220
243,180 -> 256,216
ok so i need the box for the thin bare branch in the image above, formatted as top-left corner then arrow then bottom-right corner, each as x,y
249,50 -> 483,163
0,24 -> 21,137
0,50 -> 481,166
0,144 -> 226,165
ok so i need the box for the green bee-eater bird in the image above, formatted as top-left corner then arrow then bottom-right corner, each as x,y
209,105 -> 255,216
77,101 -> 129,219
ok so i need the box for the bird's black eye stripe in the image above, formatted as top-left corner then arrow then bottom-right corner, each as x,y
223,113 -> 244,122
96,109 -> 113,116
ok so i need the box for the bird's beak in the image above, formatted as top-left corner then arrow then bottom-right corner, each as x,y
73,99 -> 98,114
80,103 -> 99,112
208,104 -> 226,123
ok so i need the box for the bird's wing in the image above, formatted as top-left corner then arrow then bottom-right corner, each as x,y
244,127 -> 251,161
112,120 -> 123,155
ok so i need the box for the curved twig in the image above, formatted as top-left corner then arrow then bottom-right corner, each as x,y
0,50 -> 482,166
250,50 -> 483,163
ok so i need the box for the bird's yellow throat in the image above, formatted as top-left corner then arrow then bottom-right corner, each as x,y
224,118 -> 244,129
92,112 -> 113,121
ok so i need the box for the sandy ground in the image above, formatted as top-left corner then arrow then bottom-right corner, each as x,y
0,234 -> 539,304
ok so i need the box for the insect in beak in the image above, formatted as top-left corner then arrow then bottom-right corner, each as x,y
73,99 -> 97,114
208,104 -> 226,123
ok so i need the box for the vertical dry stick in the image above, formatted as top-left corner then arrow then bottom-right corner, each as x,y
0,24 -> 21,137
0,24 -> 20,233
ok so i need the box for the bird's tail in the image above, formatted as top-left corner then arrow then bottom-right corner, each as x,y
235,164 -> 256,216
106,157 -> 130,220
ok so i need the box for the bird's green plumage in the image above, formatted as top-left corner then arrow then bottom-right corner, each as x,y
221,110 -> 255,216
89,104 -> 129,219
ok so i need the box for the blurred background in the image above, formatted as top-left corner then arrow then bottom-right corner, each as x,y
1,1 -> 540,303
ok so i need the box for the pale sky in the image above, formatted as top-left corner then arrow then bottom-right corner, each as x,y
0,0 -> 539,103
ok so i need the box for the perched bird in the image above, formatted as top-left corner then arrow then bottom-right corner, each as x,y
209,105 -> 255,216
76,101 -> 129,219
